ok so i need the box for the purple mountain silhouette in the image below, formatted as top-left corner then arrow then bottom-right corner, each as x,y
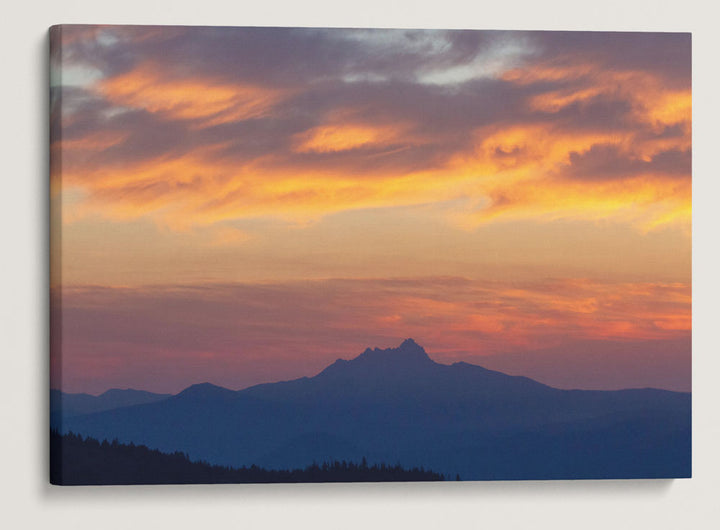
59,339 -> 691,480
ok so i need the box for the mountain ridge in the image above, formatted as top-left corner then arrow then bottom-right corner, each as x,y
50,387 -> 172,429
53,338 -> 691,398
57,339 -> 691,480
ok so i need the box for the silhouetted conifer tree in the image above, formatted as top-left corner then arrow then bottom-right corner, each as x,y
50,430 -> 444,485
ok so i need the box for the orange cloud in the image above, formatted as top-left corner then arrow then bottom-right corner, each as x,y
98,64 -> 287,126
642,90 -> 692,130
366,278 -> 691,354
293,123 -> 408,153
55,45 -> 691,237
447,112 -> 692,230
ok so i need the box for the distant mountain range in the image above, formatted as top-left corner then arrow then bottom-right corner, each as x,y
54,339 -> 691,481
51,388 -> 171,428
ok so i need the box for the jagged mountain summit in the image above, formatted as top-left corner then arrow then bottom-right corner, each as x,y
59,339 -> 691,480
306,338 -> 436,379
358,338 -> 434,363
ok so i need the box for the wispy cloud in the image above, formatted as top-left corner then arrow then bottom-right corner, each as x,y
51,27 -> 691,233
53,277 -> 690,393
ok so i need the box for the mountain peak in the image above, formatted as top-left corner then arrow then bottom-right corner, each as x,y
99,388 -> 153,398
176,382 -> 236,400
317,339 -> 435,379
355,338 -> 433,366
399,337 -> 421,351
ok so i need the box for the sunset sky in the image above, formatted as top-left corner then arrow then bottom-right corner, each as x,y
50,26 -> 691,394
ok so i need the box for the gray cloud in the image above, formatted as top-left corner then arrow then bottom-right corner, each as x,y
563,144 -> 691,181
52,26 -> 692,225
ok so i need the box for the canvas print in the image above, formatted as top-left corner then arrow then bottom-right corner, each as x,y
49,25 -> 691,484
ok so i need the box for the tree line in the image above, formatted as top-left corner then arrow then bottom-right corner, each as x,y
50,430 -> 446,485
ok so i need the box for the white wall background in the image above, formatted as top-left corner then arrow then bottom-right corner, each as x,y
2,1 -> 718,528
